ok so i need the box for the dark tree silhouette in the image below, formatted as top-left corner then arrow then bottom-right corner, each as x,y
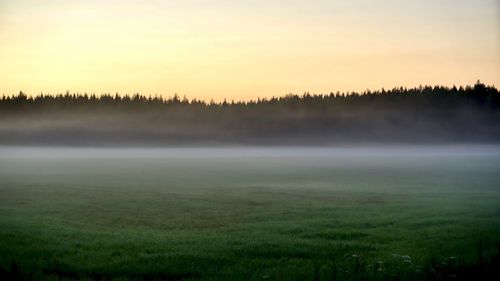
0,82 -> 499,145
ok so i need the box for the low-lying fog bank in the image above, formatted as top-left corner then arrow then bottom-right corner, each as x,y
1,145 -> 500,159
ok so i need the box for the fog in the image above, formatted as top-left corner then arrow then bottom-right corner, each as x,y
2,145 -> 500,159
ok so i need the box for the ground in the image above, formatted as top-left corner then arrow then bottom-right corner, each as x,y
1,147 -> 499,280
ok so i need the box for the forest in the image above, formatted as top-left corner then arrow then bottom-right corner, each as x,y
0,82 -> 499,145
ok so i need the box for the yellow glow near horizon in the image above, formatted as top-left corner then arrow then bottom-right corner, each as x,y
0,0 -> 499,101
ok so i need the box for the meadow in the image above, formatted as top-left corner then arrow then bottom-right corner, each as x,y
1,146 -> 500,281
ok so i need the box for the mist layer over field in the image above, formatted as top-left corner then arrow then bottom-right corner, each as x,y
1,146 -> 500,280
1,145 -> 499,158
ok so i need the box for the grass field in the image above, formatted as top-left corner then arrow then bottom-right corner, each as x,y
1,147 -> 500,281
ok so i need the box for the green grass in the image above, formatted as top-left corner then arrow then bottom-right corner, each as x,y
1,148 -> 500,280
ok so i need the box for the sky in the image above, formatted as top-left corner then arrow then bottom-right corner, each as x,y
0,0 -> 499,101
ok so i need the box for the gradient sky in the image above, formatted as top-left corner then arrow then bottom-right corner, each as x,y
0,0 -> 498,101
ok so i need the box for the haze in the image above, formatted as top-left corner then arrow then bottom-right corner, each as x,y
1,0 -> 499,101
2,145 -> 499,159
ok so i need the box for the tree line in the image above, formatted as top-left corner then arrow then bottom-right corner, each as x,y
0,82 -> 499,145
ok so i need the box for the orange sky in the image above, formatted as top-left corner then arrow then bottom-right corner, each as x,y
0,0 -> 499,101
